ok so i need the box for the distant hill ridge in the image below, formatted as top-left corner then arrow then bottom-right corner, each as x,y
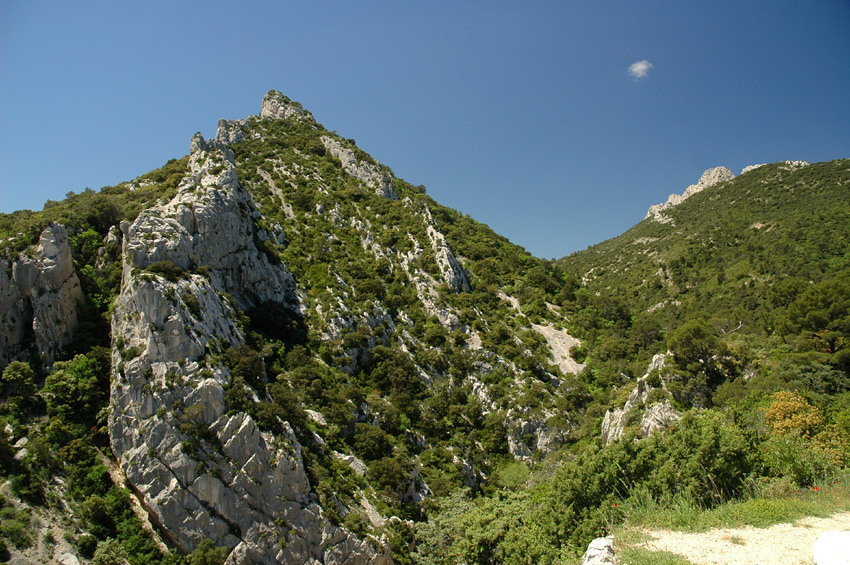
645,160 -> 811,222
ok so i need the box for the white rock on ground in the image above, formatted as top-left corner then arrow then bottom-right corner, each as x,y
580,536 -> 616,564
531,323 -> 585,375
813,530 -> 850,564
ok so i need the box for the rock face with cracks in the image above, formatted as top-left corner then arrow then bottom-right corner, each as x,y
0,223 -> 84,369
108,127 -> 387,563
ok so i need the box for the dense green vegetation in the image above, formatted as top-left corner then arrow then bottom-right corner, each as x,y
408,160 -> 850,561
222,114 -> 573,530
1,95 -> 848,563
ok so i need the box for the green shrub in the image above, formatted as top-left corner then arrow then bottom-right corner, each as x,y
186,538 -> 228,565
0,507 -> 31,549
77,533 -> 98,558
368,456 -> 407,499
145,260 -> 186,283
91,537 -> 130,565
181,290 -> 202,318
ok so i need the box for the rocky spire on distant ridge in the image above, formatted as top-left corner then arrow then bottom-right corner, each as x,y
646,166 -> 734,222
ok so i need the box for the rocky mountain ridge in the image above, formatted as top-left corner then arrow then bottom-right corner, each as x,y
0,90 -> 588,563
645,160 -> 812,222
645,166 -> 735,222
108,119 -> 386,562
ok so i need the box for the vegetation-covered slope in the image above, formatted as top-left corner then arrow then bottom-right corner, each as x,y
408,160 -> 850,562
563,160 -> 850,327
0,92 -> 579,563
0,91 -> 848,564
553,160 -> 850,413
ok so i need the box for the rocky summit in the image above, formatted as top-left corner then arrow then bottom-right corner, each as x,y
109,125 -> 382,563
0,90 -> 589,563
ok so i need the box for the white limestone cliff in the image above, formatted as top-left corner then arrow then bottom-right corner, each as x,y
0,223 -> 84,368
320,136 -> 397,200
260,90 -> 316,123
109,130 -> 387,563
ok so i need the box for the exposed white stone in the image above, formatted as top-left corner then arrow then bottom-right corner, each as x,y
109,128 -> 380,563
57,553 -> 81,565
334,451 -> 368,476
320,135 -> 397,199
813,530 -> 850,564
741,163 -> 767,175
421,205 -> 470,293
306,409 -> 327,426
783,159 -> 811,169
580,536 -> 616,565
215,118 -> 246,145
0,223 -> 84,368
601,353 -> 680,445
531,323 -> 585,375
646,166 -> 735,221
260,90 -> 316,123
507,415 -> 563,459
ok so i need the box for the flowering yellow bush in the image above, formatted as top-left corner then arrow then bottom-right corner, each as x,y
765,391 -> 822,438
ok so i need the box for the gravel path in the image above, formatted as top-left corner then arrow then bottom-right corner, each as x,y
632,511 -> 850,564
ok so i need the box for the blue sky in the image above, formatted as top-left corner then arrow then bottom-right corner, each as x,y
2,1 -> 849,258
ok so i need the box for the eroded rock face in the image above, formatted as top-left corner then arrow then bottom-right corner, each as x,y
320,136 -> 397,200
507,413 -> 564,459
260,90 -> 316,123
600,353 -> 680,445
646,166 -> 735,221
0,223 -> 84,369
109,131 -> 383,563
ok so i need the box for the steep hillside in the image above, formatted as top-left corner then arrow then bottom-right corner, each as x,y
406,160 -> 850,563
562,159 -> 850,330
548,160 -> 850,407
1,92 -> 848,564
0,91 -> 582,564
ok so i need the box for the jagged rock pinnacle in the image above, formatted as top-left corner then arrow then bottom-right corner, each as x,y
646,166 -> 734,221
260,90 -> 315,122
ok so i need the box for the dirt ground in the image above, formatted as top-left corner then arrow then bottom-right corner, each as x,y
629,511 -> 850,564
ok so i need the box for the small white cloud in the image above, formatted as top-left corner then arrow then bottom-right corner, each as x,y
628,60 -> 653,80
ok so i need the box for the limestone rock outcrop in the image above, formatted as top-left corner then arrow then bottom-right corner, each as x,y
109,130 -> 384,563
601,353 -> 680,445
320,136 -> 397,199
0,223 -> 84,369
260,90 -> 316,123
741,163 -> 767,175
646,166 -> 734,221
420,205 -> 470,294
506,413 -> 563,459
741,160 -> 810,176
